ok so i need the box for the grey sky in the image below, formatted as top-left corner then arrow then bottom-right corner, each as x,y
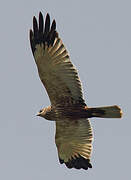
0,0 -> 130,179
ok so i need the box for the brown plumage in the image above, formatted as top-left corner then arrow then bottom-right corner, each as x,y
30,12 -> 122,170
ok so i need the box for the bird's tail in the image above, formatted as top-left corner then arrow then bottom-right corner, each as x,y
88,105 -> 122,118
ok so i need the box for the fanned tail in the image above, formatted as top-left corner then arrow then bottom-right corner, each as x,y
88,105 -> 122,118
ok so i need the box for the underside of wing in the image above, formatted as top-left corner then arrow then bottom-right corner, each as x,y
55,119 -> 93,170
30,12 -> 86,107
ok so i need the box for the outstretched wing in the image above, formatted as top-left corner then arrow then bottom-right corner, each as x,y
55,119 -> 93,170
30,12 -> 86,107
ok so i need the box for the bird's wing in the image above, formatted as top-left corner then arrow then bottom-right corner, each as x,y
55,119 -> 93,170
30,12 -> 86,107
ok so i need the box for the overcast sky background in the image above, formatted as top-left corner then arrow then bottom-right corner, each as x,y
0,0 -> 130,179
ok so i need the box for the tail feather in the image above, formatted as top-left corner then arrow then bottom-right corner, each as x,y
88,105 -> 122,118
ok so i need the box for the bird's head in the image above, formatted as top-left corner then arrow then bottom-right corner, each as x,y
36,106 -> 52,120
36,108 -> 46,118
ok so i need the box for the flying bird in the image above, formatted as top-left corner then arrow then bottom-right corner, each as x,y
29,12 -> 122,170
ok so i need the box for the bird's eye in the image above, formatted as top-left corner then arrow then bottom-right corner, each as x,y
39,109 -> 42,113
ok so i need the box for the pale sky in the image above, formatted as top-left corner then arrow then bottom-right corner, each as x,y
0,0 -> 131,179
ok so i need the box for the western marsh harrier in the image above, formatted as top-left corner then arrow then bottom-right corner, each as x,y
29,12 -> 122,170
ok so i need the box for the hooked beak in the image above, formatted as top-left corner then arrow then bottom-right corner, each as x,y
36,112 -> 41,116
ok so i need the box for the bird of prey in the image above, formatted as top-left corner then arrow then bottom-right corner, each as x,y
29,12 -> 122,170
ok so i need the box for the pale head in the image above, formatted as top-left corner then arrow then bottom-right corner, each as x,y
36,108 -> 46,118
36,106 -> 54,120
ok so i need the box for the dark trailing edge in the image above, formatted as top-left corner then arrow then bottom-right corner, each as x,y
30,12 -> 58,54
59,155 -> 92,170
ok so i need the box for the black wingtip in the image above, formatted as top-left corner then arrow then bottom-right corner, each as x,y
44,13 -> 50,36
59,155 -> 92,170
29,29 -> 33,39
59,158 -> 64,164
39,11 -> 43,17
46,13 -> 50,20
29,29 -> 35,54
51,20 -> 56,32
30,12 -> 58,54
39,12 -> 44,33
33,16 -> 38,36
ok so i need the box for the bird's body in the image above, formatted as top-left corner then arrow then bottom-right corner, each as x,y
30,12 -> 122,170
